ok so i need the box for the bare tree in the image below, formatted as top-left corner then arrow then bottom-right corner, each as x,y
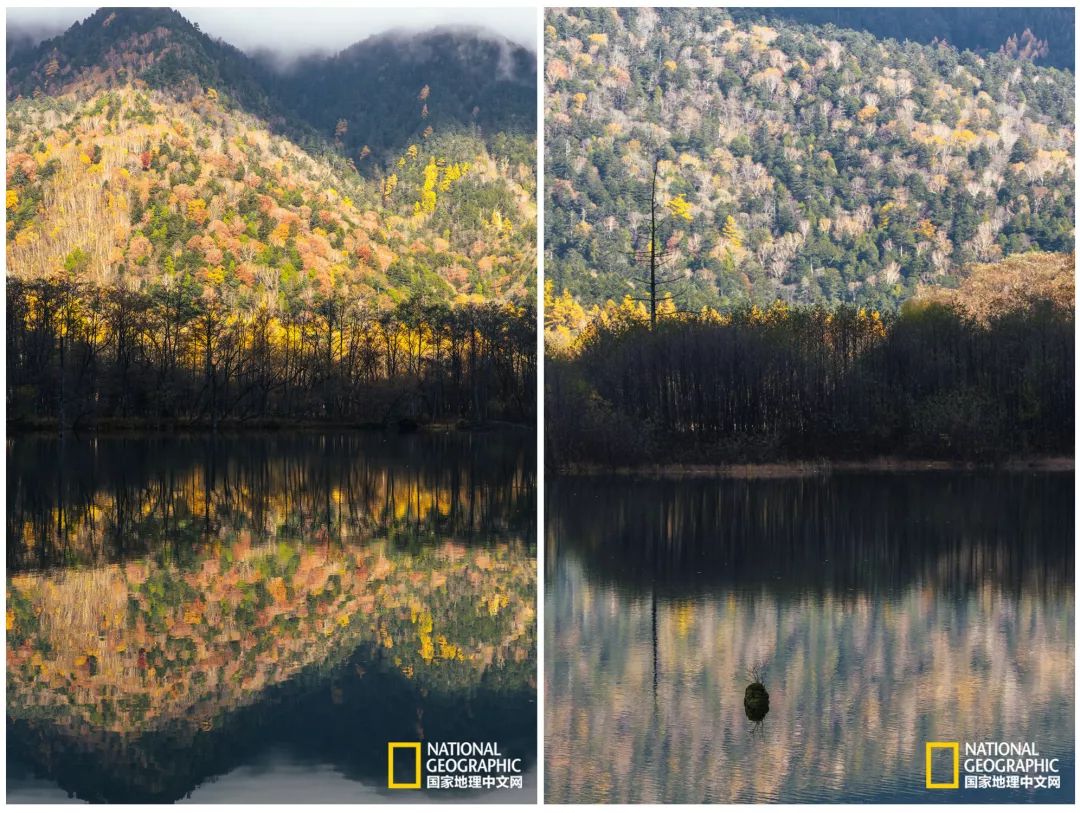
631,156 -> 685,328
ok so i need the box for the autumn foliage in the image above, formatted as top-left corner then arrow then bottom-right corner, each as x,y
6,82 -> 536,426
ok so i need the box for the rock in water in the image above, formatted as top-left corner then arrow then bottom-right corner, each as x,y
744,681 -> 770,722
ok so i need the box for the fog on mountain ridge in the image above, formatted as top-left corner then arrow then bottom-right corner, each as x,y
5,6 -> 537,60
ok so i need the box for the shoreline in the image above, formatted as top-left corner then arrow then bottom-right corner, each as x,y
6,418 -> 534,436
554,456 -> 1074,478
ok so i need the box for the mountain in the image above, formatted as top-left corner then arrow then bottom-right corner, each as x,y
277,27 -> 537,165
6,8 -> 286,124
7,8 -> 537,162
6,7 -> 537,308
6,8 -> 536,427
735,8 -> 1075,72
544,7 -> 1074,312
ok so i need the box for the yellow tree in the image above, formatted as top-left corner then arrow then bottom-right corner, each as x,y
418,160 -> 438,214
722,215 -> 743,250
382,173 -> 398,201
543,279 -> 588,356
666,194 -> 692,222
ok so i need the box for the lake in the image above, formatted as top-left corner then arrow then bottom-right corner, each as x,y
545,471 -> 1074,803
6,431 -> 537,803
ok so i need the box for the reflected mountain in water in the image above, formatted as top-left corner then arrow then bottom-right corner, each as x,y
545,472 -> 1074,804
8,432 -> 533,571
7,432 -> 536,803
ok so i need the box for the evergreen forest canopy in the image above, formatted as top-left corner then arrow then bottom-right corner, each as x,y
545,7 -> 1074,313
737,8 -> 1075,71
6,8 -> 537,429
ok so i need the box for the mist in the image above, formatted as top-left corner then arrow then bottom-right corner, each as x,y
5,6 -> 537,65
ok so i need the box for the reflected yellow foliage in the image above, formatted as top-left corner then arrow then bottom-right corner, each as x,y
8,536 -> 534,740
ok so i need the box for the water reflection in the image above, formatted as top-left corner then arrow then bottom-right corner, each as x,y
545,472 -> 1074,803
8,432 -> 533,571
7,431 -> 536,803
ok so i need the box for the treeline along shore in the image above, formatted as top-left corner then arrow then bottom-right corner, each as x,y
7,278 -> 536,431
547,284 -> 1072,469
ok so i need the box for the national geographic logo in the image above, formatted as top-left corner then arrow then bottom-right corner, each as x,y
387,740 -> 524,791
387,742 -> 422,789
925,741 -> 1062,792
925,742 -> 960,789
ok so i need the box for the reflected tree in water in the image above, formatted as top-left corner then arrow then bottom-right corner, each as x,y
544,473 -> 1074,803
7,432 -> 537,802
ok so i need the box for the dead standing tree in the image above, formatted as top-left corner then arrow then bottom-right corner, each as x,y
631,156 -> 687,328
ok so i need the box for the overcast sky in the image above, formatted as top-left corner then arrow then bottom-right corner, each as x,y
6,6 -> 537,58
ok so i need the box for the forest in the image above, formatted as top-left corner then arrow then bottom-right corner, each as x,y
6,429 -> 537,798
741,8 -> 1075,71
544,8 -> 1074,467
6,10 -> 537,430
8,279 -> 534,428
6,8 -> 537,165
545,8 -> 1074,312
546,253 -> 1073,467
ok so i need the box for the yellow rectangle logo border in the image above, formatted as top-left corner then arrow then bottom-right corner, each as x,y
925,741 -> 960,789
388,741 -> 422,789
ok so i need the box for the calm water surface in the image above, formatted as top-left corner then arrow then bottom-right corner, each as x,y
7,431 -> 536,803
545,472 -> 1074,803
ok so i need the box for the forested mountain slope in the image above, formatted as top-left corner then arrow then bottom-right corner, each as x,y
7,88 -> 534,308
7,8 -> 537,163
545,7 -> 1074,311
6,8 -> 537,427
279,28 -> 536,166
6,8 -> 288,125
740,8 -> 1075,71
7,7 -> 536,308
